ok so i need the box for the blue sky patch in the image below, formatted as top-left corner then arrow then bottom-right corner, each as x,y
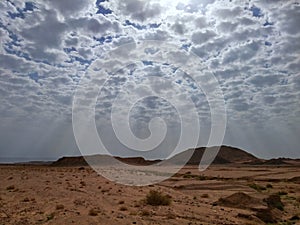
250,6 -> 263,18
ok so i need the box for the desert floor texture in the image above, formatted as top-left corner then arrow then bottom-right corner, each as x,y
1,164 -> 300,225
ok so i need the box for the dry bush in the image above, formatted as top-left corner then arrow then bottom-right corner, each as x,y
264,194 -> 284,211
56,204 -> 64,210
119,206 -> 127,211
277,191 -> 288,196
140,209 -> 150,216
46,213 -> 55,221
266,183 -> 273,188
145,190 -> 172,206
6,185 -> 15,190
88,208 -> 98,216
248,183 -> 266,192
22,197 -> 30,202
74,199 -> 85,206
201,194 -> 209,198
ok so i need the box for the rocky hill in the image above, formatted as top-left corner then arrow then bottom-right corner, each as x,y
51,146 -> 299,167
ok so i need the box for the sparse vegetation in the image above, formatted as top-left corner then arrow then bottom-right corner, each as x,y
74,199 -> 85,206
248,183 -> 267,192
277,191 -> 288,196
197,175 -> 207,181
266,222 -> 296,225
1,161 -> 299,225
264,194 -> 284,211
88,208 -> 98,216
46,213 -> 55,221
167,213 -> 176,219
145,190 -> 172,206
22,197 -> 30,202
201,193 -> 209,198
56,204 -> 64,210
183,174 -> 194,178
6,185 -> 15,190
290,215 -> 300,221
129,211 -> 138,216
256,210 -> 275,224
133,202 -> 141,208
140,209 -> 150,216
119,206 -> 127,211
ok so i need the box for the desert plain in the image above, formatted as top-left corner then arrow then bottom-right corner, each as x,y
1,160 -> 300,225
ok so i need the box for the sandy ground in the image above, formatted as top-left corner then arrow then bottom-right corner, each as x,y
0,164 -> 300,225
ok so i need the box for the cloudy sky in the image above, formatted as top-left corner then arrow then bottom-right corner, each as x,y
0,0 -> 300,162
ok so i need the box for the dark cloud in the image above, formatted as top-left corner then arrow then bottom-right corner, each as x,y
248,75 -> 280,87
263,96 -> 276,104
21,9 -> 67,49
277,4 -> 300,35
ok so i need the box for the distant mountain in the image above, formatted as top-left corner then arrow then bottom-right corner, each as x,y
52,155 -> 160,167
49,145 -> 300,167
2,146 -> 297,167
52,156 -> 89,167
51,145 -> 260,167
248,158 -> 292,165
168,145 -> 260,165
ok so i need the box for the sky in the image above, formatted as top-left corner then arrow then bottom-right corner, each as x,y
0,0 -> 300,162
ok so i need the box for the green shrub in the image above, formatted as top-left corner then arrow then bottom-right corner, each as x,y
264,194 -> 284,211
46,213 -> 54,221
183,174 -> 193,178
248,183 -> 267,192
197,175 -> 207,181
277,191 -> 288,196
6,185 -> 15,190
266,184 -> 273,188
145,190 -> 171,206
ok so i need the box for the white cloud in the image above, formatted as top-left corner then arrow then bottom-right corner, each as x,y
0,0 -> 300,159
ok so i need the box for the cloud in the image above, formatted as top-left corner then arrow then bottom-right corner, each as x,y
0,0 -> 300,160
211,6 -> 243,20
191,30 -> 216,45
45,0 -> 94,17
68,16 -> 120,35
114,0 -> 162,23
248,75 -> 280,87
274,4 -> 300,35
222,41 -> 261,64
